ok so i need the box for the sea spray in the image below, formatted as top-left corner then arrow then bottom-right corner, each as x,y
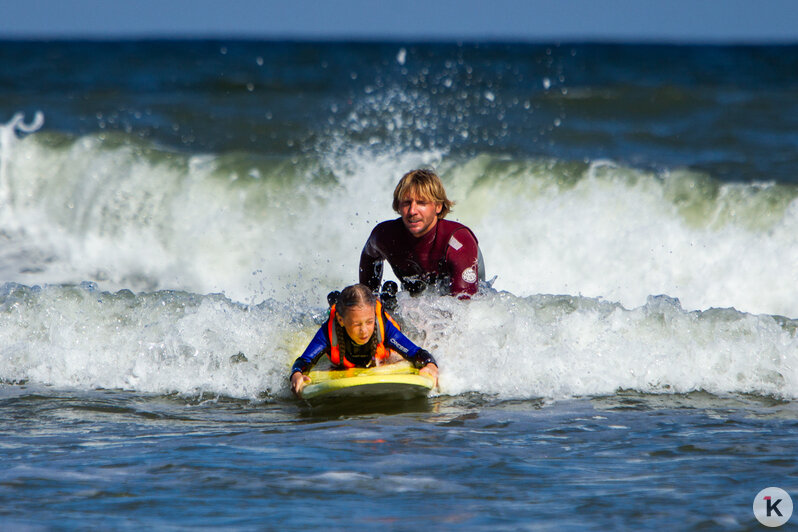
3,124 -> 798,316
400,291 -> 798,400
453,157 -> 798,316
2,282 -> 796,401
0,112 -> 43,208
0,282 -> 312,399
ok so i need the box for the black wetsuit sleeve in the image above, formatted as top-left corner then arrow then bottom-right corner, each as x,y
411,348 -> 437,368
359,228 -> 385,292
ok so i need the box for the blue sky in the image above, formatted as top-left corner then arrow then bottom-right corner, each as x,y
2,0 -> 798,42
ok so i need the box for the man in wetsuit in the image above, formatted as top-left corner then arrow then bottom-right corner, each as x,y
359,168 -> 481,299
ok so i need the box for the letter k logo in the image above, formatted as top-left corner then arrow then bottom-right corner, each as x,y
765,496 -> 783,517
755,488 -> 792,527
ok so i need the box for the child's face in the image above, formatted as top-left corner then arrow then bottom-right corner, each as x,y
337,304 -> 376,345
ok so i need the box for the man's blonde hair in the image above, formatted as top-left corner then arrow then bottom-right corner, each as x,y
392,168 -> 454,219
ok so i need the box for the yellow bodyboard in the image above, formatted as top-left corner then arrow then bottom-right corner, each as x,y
301,361 -> 434,401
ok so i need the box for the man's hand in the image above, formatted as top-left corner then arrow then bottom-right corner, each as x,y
291,372 -> 311,396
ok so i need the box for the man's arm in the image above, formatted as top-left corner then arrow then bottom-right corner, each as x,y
359,229 -> 385,292
446,228 -> 480,298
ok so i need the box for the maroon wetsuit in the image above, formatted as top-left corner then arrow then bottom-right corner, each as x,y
359,218 -> 480,297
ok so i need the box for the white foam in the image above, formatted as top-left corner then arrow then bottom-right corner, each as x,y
1,285 -> 796,401
400,291 -> 798,400
0,283 -> 315,399
2,115 -> 798,401
4,118 -> 798,317
0,126 -> 442,306
452,158 -> 798,317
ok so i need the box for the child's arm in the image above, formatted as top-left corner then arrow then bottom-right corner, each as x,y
383,320 -> 438,371
289,325 -> 329,395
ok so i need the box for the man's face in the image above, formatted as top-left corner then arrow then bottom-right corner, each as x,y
398,193 -> 442,237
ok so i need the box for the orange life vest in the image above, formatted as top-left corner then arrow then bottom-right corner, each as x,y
327,300 -> 399,368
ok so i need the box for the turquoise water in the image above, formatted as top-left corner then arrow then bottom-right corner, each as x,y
1,40 -> 798,529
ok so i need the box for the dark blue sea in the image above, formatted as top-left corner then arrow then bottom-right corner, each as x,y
1,40 -> 797,530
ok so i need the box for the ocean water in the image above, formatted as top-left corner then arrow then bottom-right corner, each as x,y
1,40 -> 797,530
